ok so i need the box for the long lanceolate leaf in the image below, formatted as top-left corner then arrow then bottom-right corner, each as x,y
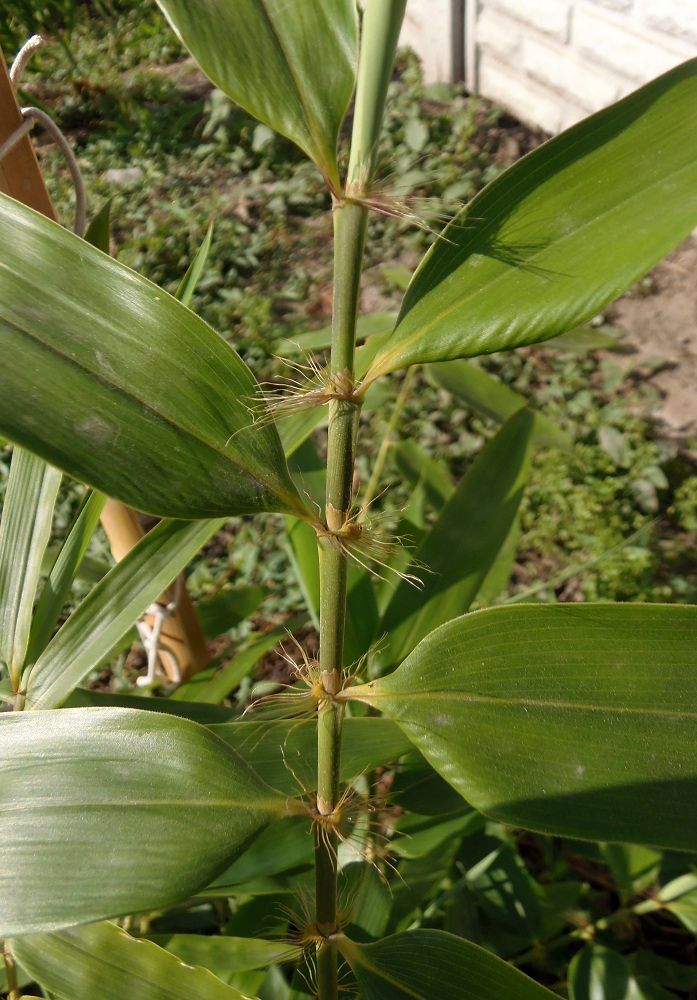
0,448 -> 61,686
0,195 -> 311,522
23,517 -> 225,710
375,409 -> 534,671
365,59 -> 697,382
25,489 -> 106,666
336,930 -> 556,999
0,708 -> 289,937
156,0 -> 358,192
347,603 -> 697,851
426,361 -> 570,451
12,921 -> 258,1000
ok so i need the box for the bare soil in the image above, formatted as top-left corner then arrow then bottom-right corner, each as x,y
611,237 -> 697,440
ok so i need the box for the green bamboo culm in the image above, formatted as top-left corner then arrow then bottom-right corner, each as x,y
314,3 -> 407,998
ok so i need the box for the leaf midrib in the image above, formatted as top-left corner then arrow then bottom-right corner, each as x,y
367,688 -> 697,720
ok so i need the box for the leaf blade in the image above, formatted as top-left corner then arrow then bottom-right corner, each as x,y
24,517 -> 225,709
0,195 -> 309,521
25,489 -> 106,665
211,716 -> 412,795
156,0 -> 358,189
12,921 -> 256,1000
0,708 -> 287,936
425,361 -> 570,451
366,60 -> 697,380
376,409 -> 534,669
337,929 -> 556,999
350,603 -> 697,851
0,448 -> 61,682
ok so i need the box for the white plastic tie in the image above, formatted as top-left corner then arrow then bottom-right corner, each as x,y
135,577 -> 183,687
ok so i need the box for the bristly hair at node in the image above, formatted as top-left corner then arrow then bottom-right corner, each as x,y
343,153 -> 475,244
243,633 -> 360,721
319,506 -> 426,589
247,354 -> 361,428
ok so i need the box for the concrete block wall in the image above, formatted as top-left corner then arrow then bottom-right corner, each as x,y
400,0 -> 453,85
401,1 -> 697,134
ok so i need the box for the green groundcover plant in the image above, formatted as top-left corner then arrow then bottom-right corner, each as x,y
1,3 -> 697,998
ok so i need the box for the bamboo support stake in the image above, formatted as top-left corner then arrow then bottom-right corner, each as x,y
0,46 -> 209,681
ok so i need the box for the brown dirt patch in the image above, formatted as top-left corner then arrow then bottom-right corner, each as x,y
611,237 -> 697,439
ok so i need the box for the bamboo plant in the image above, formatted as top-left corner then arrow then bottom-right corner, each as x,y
1,2 -> 697,999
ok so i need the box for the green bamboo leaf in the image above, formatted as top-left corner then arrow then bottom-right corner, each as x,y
389,754 -> 466,817
0,448 -> 61,684
475,512 -> 521,607
155,0 -> 358,191
207,815 -> 313,892
345,563 -> 380,664
547,325 -> 620,353
286,515 -> 320,628
279,406 -> 326,458
659,874 -> 697,933
336,929 -> 556,999
0,195 -> 310,522
195,584 -> 267,639
11,920 -> 257,1000
375,409 -> 533,670
211,717 -> 412,795
24,517 -> 225,710
600,844 -> 662,903
176,219 -> 214,306
390,809 -> 484,860
393,441 -> 454,513
150,933 -> 299,978
0,708 -> 290,936
426,361 -> 571,450
365,60 -> 697,382
25,490 -> 106,665
275,312 -> 397,358
347,603 -> 697,851
83,200 -> 112,253
65,687 -> 237,724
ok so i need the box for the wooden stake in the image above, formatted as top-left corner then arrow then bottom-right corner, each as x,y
0,46 -> 209,681
0,47 -> 54,217
100,502 -> 210,680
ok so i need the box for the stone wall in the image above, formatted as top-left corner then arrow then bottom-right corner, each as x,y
401,0 -> 697,133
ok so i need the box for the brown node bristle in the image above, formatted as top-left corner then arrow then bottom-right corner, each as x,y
243,633 -> 334,721
342,158 -> 471,243
317,506 -> 425,588
308,785 -> 401,885
245,353 -> 363,429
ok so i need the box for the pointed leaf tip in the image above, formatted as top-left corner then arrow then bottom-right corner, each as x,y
367,59 -> 697,380
155,0 -> 358,190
